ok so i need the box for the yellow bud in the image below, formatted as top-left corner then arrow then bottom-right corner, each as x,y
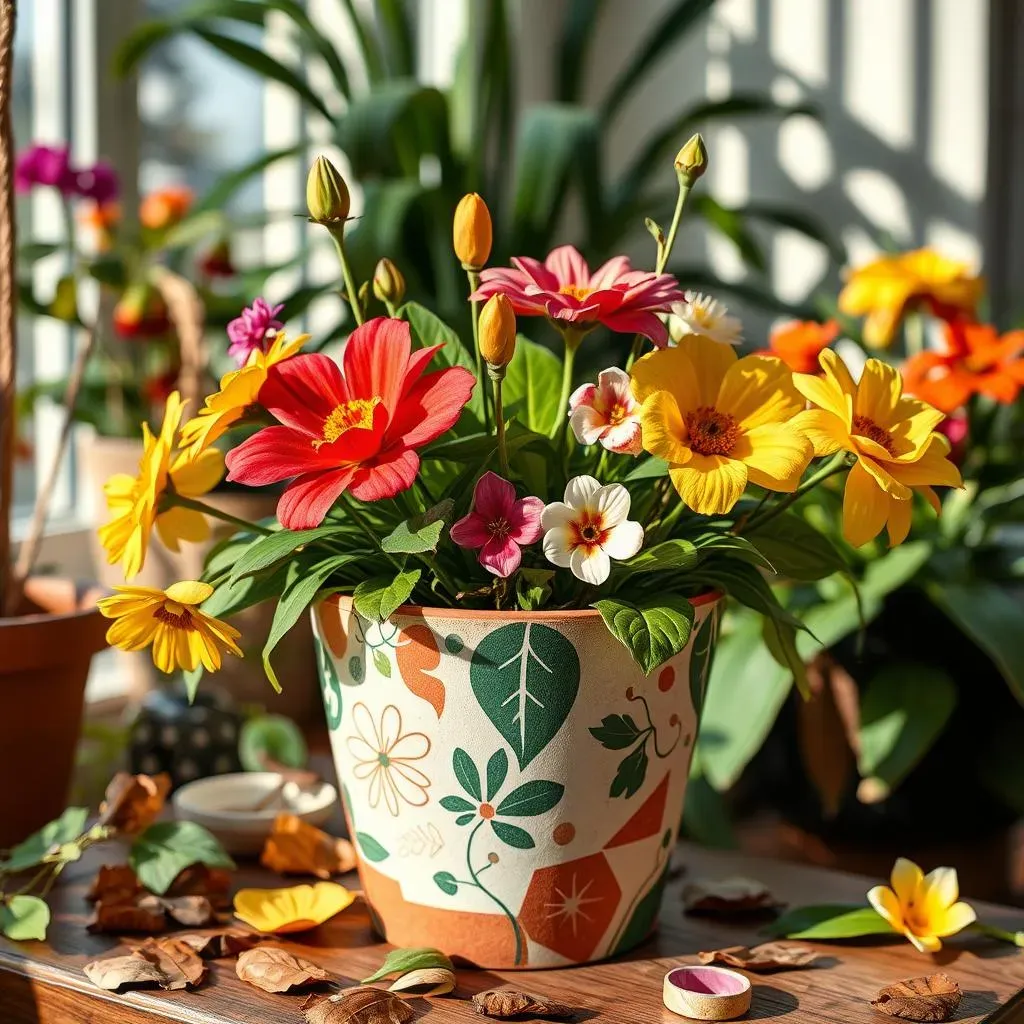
674,133 -> 708,185
372,257 -> 406,306
478,293 -> 516,369
306,154 -> 350,224
453,192 -> 492,269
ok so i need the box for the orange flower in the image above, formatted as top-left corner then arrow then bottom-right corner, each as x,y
761,319 -> 839,373
80,200 -> 121,251
140,186 -> 193,230
903,320 -> 1024,413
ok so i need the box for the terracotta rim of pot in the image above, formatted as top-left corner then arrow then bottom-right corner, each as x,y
1,577 -> 106,627
330,589 -> 720,621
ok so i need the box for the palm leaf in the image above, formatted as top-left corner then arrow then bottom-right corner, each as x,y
557,0 -> 605,103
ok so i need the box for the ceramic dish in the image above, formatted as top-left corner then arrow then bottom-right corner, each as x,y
662,965 -> 752,1020
172,772 -> 336,855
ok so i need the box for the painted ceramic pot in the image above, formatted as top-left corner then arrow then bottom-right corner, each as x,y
312,594 -> 719,968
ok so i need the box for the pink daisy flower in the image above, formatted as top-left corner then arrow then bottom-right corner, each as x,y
450,472 -> 544,578
569,367 -> 643,455
470,244 -> 684,346
227,298 -> 285,366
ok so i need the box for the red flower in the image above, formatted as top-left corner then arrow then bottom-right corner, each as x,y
225,317 -> 475,528
471,244 -> 684,346
759,319 -> 839,373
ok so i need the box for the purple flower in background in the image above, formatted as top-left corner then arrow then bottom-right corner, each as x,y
227,298 -> 285,366
15,144 -> 76,195
75,160 -> 120,204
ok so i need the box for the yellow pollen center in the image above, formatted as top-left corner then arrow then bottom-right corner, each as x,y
559,283 -> 593,302
572,513 -> 607,549
685,406 -> 739,457
155,602 -> 197,631
852,414 -> 896,456
314,397 -> 381,450
608,402 -> 628,426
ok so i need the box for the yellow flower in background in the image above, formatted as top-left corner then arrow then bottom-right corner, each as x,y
630,333 -> 813,514
793,350 -> 961,547
98,580 -> 242,674
868,858 -> 976,953
179,332 -> 308,459
838,248 -> 982,348
98,392 -> 224,578
234,882 -> 356,933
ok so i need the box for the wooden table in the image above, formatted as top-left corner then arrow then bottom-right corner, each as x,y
2,842 -> 1024,1023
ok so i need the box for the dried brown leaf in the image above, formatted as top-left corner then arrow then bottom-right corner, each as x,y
262,813 -> 357,880
98,772 -> 171,834
135,938 -> 207,990
177,930 -> 264,959
682,876 -> 782,915
83,954 -> 168,992
87,864 -> 141,904
159,895 -> 216,927
236,945 -> 332,993
698,942 -> 822,971
472,989 -> 577,1019
388,967 -> 456,997
87,893 -> 167,934
304,987 -> 414,1024
166,863 -> 233,908
872,974 -> 963,1022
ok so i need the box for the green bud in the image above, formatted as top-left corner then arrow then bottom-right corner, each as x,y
674,133 -> 708,185
306,154 -> 350,224
372,257 -> 406,306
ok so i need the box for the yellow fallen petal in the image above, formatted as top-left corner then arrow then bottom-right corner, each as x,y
234,882 -> 356,934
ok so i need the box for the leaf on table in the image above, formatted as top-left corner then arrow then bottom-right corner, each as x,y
135,938 -> 208,989
98,772 -> 172,835
0,895 -> 51,941
304,987 -> 414,1024
472,989 -> 577,1019
362,946 -> 454,983
166,863 -> 233,908
682,876 -> 783,914
261,813 -> 357,879
83,953 -> 169,992
129,820 -> 235,896
388,967 -> 456,996
87,864 -> 142,904
0,807 -> 89,873
160,895 -> 217,927
87,893 -> 168,934
178,930 -> 265,959
235,945 -> 332,992
698,942 -> 823,971
871,974 -> 963,1022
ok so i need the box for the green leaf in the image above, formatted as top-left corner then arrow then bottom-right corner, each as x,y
502,336 -> 563,435
0,895 -> 51,941
371,649 -> 392,678
927,581 -> 1024,706
490,821 -> 536,849
594,595 -> 695,675
455,813 -> 475,827
625,457 -> 669,481
857,664 -> 957,796
589,714 -> 644,750
557,0 -> 606,102
381,502 -> 453,554
688,608 -> 718,719
362,947 -> 454,984
516,568 -> 555,612
682,753 -> 737,848
356,833 -> 389,862
485,749 -> 508,802
453,748 -> 482,802
194,145 -> 304,214
353,570 -> 421,623
440,795 -> 475,813
748,512 -> 847,581
129,821 -> 235,896
495,779 -> 564,817
611,864 -> 669,955
610,742 -> 649,799
690,194 -> 765,271
762,614 -> 810,699
765,905 -> 895,940
1,807 -> 88,873
228,527 -> 346,584
617,539 -> 700,577
433,871 -> 458,896
160,209 -> 224,250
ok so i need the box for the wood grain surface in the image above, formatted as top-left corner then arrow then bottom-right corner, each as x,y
2,842 -> 1023,1023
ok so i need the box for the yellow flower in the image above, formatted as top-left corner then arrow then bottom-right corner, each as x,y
793,350 -> 961,547
630,333 -> 813,515
179,332 -> 308,459
233,882 -> 356,933
98,580 -> 242,674
868,857 -> 976,953
98,392 -> 224,579
838,248 -> 982,348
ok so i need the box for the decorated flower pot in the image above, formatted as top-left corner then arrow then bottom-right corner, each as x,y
312,593 -> 719,968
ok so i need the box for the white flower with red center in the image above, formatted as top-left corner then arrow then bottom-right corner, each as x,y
541,476 -> 644,585
449,472 -> 544,578
666,292 -> 744,346
568,367 -> 643,455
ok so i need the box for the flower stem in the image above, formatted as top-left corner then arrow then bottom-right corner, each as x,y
904,310 -> 925,358
466,268 -> 491,432
490,370 -> 510,477
170,495 -> 273,535
971,922 -> 1024,946
550,333 -> 578,455
743,453 -> 850,533
657,179 -> 692,275
329,228 -> 364,327
383,298 -> 398,318
343,494 -> 403,569
467,820 -> 524,965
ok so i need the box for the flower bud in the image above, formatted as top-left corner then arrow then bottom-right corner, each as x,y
674,133 -> 708,185
373,257 -> 406,306
478,293 -> 516,369
113,281 -> 171,340
453,192 -> 492,269
306,154 -> 350,224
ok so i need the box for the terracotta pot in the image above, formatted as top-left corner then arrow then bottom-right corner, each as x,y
0,578 -> 107,848
77,431 -> 319,723
312,594 -> 720,968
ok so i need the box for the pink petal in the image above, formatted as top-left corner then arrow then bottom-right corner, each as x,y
343,316 -> 410,412
260,354 -> 349,435
277,467 -> 358,528
473,471 -> 517,521
450,511 -> 491,549
508,496 -> 544,544
588,255 -> 633,289
569,382 -> 597,411
349,447 -> 419,502
601,309 -> 669,344
596,366 -> 635,407
479,535 -> 522,578
546,299 -> 602,323
544,245 -> 591,287
510,256 -> 560,291
570,405 -> 608,445
602,419 -> 643,455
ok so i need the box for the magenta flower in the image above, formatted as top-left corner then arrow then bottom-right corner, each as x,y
470,244 -> 684,346
569,367 -> 643,455
75,160 -> 120,204
227,298 -> 285,366
450,472 -> 544,578
15,144 -> 75,195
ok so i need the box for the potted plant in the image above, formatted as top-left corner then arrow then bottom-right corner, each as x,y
94,145 -> 963,968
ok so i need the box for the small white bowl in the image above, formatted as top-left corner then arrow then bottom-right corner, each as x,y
172,772 -> 337,855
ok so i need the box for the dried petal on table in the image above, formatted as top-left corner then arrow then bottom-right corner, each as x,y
235,945 -> 332,993
872,974 -> 963,1022
87,893 -> 167,934
87,864 -> 142,904
388,967 -> 456,997
472,989 -> 577,1019
177,930 -> 265,959
682,876 -> 783,914
698,943 -> 823,971
97,772 -> 171,834
135,938 -> 208,989
84,953 -> 169,992
233,881 -> 356,933
167,863 -> 233,909
160,895 -> 217,927
304,987 -> 414,1024
262,813 -> 357,879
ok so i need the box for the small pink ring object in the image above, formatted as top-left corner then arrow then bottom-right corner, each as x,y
662,965 -> 753,1020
